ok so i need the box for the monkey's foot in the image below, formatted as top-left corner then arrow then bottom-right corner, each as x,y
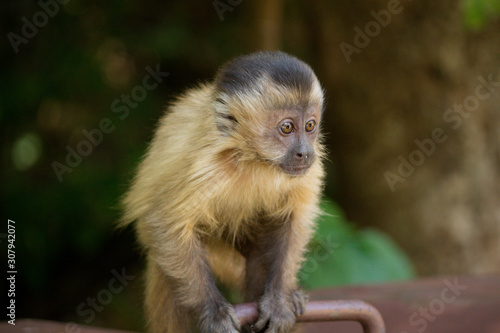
199,300 -> 240,333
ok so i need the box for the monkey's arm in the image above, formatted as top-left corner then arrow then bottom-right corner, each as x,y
250,211 -> 315,333
144,216 -> 240,333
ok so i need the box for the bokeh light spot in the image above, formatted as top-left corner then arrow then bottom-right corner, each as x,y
12,133 -> 43,171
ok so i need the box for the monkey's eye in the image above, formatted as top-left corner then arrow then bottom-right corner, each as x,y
281,122 -> 294,134
305,120 -> 316,132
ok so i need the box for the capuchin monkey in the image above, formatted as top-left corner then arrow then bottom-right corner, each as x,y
121,51 -> 325,333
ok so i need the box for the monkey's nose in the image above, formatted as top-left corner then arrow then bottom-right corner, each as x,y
295,152 -> 309,160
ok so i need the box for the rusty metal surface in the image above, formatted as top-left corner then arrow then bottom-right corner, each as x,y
0,319 -> 137,333
1,275 -> 499,333
235,300 -> 385,333
304,275 -> 500,333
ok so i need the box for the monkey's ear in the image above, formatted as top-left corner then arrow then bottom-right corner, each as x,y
214,96 -> 238,135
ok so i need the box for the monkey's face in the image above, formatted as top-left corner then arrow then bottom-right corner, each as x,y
258,107 -> 321,176
214,76 -> 324,177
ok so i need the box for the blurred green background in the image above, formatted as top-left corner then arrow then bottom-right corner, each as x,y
2,0 -> 500,331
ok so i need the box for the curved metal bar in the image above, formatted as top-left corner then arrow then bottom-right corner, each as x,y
235,300 -> 386,333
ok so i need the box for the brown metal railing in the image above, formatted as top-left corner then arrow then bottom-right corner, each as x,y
235,300 -> 386,333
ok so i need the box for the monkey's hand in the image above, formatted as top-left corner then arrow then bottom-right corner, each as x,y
199,299 -> 241,333
252,289 -> 307,333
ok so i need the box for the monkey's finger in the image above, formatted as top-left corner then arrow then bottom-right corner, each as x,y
252,317 -> 270,333
297,296 -> 307,316
291,290 -> 308,316
295,301 -> 305,316
231,314 -> 242,332
227,306 -> 242,332
300,301 -> 306,316
292,302 -> 299,316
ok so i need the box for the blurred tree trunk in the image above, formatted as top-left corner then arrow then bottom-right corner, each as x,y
306,0 -> 500,275
251,0 -> 284,50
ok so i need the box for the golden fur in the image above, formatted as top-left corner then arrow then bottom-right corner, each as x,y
121,55 -> 325,333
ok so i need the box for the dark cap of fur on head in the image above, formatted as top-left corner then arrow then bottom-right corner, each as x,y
215,51 -> 316,97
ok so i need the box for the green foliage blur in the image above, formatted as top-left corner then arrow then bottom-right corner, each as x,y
300,200 -> 414,289
463,0 -> 500,29
2,0 -> 494,330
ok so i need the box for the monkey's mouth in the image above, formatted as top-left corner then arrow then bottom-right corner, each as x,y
280,164 -> 312,176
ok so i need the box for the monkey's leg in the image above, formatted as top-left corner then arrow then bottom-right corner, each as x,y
145,259 -> 192,333
144,220 -> 240,333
